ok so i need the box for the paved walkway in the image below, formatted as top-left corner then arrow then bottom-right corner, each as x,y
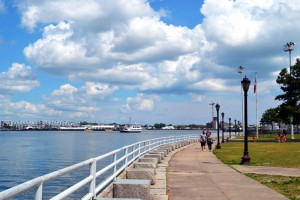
167,143 -> 289,200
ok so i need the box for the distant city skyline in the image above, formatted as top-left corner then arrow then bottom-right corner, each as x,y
0,0 -> 299,125
0,118 -> 243,132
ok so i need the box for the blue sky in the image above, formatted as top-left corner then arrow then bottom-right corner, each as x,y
0,0 -> 299,125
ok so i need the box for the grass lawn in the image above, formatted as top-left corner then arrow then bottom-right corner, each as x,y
214,141 -> 300,199
214,142 -> 300,167
235,133 -> 300,140
246,174 -> 300,200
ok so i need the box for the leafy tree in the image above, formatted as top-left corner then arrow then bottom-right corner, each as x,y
275,59 -> 300,124
260,107 -> 280,130
3,123 -> 11,129
80,121 -> 89,125
154,123 -> 166,129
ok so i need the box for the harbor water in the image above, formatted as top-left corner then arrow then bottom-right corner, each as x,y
0,129 -> 216,199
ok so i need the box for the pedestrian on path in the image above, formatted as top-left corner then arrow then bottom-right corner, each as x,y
206,131 -> 213,151
200,130 -> 207,151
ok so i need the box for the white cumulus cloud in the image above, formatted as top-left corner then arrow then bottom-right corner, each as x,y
122,93 -> 160,113
0,63 -> 39,94
6,0 -> 300,123
19,0 -> 209,94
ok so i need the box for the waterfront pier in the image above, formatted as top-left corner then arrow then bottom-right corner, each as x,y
97,140 -> 289,200
0,135 -> 294,200
167,144 -> 288,200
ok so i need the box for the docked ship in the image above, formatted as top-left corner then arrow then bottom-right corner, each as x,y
120,123 -> 142,133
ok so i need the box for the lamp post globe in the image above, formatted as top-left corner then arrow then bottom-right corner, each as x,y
221,112 -> 225,143
242,76 -> 250,92
241,76 -> 251,164
215,103 -> 221,149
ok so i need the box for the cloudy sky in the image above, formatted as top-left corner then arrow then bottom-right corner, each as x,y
0,0 -> 298,125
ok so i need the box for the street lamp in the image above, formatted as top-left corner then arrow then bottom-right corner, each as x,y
229,118 -> 231,138
221,112 -> 225,143
283,41 -> 295,72
241,76 -> 251,164
215,103 -> 221,149
234,119 -> 237,136
283,41 -> 295,139
237,66 -> 244,137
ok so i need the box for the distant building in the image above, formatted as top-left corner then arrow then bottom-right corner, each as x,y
162,126 -> 175,130
212,117 -> 218,129
0,120 -> 12,129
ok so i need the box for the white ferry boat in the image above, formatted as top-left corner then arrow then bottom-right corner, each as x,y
120,123 -> 142,133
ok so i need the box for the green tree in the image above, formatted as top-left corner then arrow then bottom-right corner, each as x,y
154,123 -> 166,129
80,121 -> 89,125
275,59 -> 300,124
3,123 -> 11,129
260,107 -> 280,130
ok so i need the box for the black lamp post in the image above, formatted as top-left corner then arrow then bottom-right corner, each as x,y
241,76 -> 251,164
215,103 -> 221,149
221,112 -> 225,143
234,119 -> 237,136
229,118 -> 231,138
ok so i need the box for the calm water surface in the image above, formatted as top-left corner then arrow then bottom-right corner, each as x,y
0,130 -> 206,199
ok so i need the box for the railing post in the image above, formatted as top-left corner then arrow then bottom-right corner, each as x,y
125,147 -> 129,167
114,153 -> 117,181
144,141 -> 147,152
35,182 -> 43,200
138,142 -> 141,156
89,159 -> 96,199
148,140 -> 152,150
133,145 -> 136,160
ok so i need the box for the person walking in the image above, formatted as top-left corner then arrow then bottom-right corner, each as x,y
200,130 -> 207,151
283,128 -> 287,142
206,131 -> 213,152
278,128 -> 284,142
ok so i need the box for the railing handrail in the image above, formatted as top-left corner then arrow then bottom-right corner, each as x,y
0,134 -> 198,200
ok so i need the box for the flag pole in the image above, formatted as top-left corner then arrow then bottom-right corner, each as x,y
255,72 -> 258,139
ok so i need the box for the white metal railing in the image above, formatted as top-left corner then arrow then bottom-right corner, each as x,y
0,134 -> 198,200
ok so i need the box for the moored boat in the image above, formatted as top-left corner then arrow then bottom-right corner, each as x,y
120,123 -> 142,133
